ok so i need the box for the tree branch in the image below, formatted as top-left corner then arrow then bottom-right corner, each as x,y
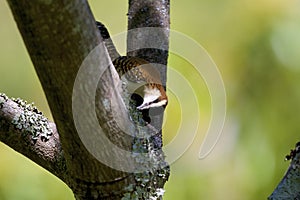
6,0 -> 133,198
127,0 -> 170,149
128,0 -> 170,70
268,142 -> 300,200
0,94 -> 67,181
4,0 -> 170,198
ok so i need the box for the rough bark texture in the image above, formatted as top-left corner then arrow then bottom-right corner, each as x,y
124,1 -> 171,199
127,0 -> 170,149
0,94 -> 67,181
268,142 -> 300,200
6,0 -> 133,198
1,0 -> 169,199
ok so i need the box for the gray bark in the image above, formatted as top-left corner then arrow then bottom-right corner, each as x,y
127,0 -> 170,149
0,94 -> 67,182
268,142 -> 300,200
1,0 -> 169,199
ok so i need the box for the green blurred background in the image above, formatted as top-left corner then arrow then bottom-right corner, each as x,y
1,0 -> 300,199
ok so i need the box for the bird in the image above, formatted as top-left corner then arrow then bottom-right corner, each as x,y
96,21 -> 168,111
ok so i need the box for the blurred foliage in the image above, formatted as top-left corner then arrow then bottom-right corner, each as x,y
1,0 -> 300,199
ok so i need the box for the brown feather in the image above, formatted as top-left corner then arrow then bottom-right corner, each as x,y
113,56 -> 168,109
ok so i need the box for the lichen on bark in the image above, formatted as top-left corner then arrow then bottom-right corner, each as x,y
10,97 -> 52,142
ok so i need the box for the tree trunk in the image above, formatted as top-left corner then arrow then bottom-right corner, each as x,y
1,0 -> 170,199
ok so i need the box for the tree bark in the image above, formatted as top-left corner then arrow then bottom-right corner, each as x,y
268,142 -> 300,200
127,0 -> 170,149
1,0 -> 169,199
0,94 -> 67,182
